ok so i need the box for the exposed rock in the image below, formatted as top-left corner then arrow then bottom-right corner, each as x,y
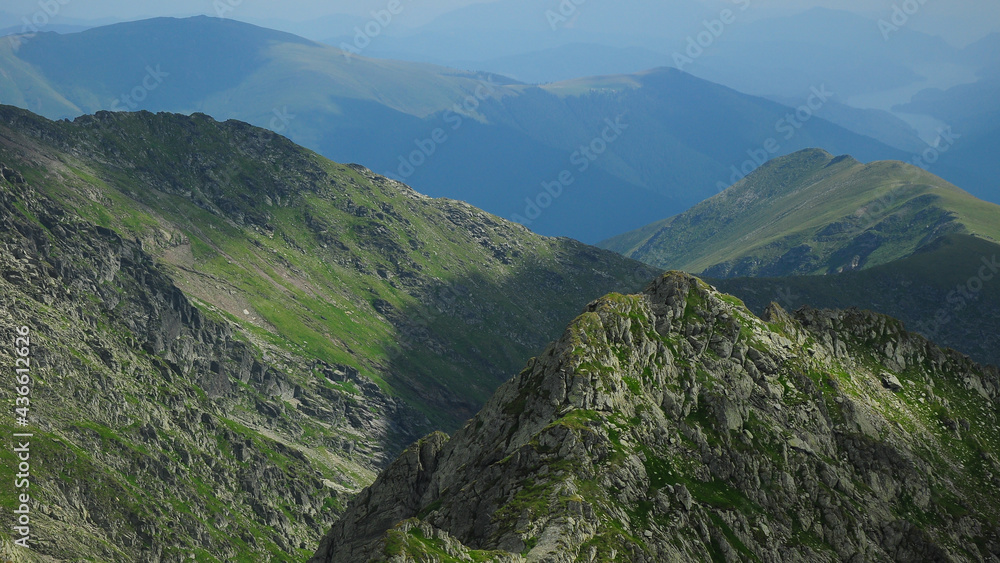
312,272 -> 1000,562
0,161 -> 416,560
0,106 -> 658,561
882,373 -> 904,392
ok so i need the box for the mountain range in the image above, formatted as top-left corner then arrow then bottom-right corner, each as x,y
0,16 -> 953,242
0,82 -> 997,563
0,9 -> 998,563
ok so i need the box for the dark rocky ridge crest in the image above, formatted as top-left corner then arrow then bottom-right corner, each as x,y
312,272 -> 1000,562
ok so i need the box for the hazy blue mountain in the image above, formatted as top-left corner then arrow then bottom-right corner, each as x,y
415,0 -> 716,42
686,8 -> 956,99
894,48 -> 1000,204
0,23 -> 93,35
449,43 -> 668,85
379,3 -> 990,178
764,97 -> 926,153
0,16 -> 928,242
12,16 -> 313,112
246,13 -> 372,42
963,32 -> 1000,71
601,148 -> 1000,277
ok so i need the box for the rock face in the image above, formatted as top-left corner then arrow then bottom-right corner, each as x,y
0,159 -> 416,560
0,105 -> 657,561
711,233 -> 1000,369
312,272 -> 1000,562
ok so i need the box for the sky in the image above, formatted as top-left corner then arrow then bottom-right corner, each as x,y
2,0 -> 998,46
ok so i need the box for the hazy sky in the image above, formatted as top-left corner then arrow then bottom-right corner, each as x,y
2,0 -> 998,45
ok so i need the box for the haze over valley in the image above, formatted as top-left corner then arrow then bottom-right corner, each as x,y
1,1 -> 998,561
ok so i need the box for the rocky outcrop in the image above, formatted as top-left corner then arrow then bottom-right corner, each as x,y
312,272 -> 1000,562
0,165 -> 416,560
712,233 -> 1000,369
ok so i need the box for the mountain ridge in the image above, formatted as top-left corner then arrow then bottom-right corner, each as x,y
600,148 -> 1000,277
310,271 -> 1000,562
0,104 -> 658,560
710,233 -> 1000,369
0,16 -> 923,241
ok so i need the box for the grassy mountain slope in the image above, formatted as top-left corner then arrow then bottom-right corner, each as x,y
711,233 -> 1000,369
311,272 -> 1000,562
601,148 -> 1000,277
0,17 -> 918,241
0,105 -> 657,560
0,104 -> 658,427
0,159 -> 378,561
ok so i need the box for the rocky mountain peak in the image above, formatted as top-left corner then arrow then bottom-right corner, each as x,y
312,271 -> 1000,562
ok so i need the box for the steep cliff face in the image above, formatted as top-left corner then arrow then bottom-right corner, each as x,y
0,162 -> 417,560
312,272 -> 1000,562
